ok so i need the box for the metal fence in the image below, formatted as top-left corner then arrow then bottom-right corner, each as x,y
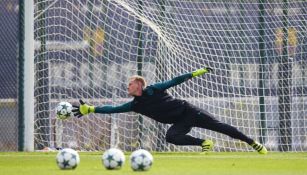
0,0 -> 19,151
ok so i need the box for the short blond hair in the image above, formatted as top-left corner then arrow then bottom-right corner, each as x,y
129,75 -> 147,88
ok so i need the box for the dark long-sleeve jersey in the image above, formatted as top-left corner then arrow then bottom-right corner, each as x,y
95,73 -> 193,124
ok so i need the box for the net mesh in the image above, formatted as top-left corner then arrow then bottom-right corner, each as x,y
33,0 -> 307,152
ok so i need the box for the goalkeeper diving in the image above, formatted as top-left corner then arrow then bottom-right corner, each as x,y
72,68 -> 267,154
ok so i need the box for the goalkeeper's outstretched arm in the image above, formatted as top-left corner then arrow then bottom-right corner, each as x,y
72,100 -> 132,118
72,67 -> 212,117
152,67 -> 212,90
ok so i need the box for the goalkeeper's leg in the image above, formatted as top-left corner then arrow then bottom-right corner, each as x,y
165,121 -> 213,153
192,108 -> 267,154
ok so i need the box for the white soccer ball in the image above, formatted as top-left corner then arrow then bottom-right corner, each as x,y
130,149 -> 153,171
56,102 -> 72,120
102,148 -> 125,170
56,148 -> 80,170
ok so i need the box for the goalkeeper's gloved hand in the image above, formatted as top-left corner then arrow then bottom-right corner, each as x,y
72,99 -> 95,118
192,67 -> 213,77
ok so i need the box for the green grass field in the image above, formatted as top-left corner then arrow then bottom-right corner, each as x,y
0,152 -> 306,175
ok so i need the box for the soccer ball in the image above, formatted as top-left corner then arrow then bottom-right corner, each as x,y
130,149 -> 153,171
56,148 -> 80,170
56,102 -> 72,120
102,148 -> 125,170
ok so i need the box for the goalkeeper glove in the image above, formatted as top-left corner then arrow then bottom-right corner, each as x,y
192,67 -> 213,77
72,99 -> 95,118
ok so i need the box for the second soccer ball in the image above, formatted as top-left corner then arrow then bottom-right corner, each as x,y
102,148 -> 125,170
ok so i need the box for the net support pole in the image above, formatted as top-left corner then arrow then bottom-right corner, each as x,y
87,0 -> 94,95
136,0 -> 144,148
36,0 -> 50,149
19,0 -> 35,151
278,0 -> 292,151
155,0 -> 167,151
257,0 -> 266,144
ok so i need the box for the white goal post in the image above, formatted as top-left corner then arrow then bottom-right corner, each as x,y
24,0 -> 307,152
23,0 -> 35,151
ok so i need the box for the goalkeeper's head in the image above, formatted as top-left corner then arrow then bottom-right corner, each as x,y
128,75 -> 147,96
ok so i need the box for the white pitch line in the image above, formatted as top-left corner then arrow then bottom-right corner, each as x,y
152,155 -> 307,160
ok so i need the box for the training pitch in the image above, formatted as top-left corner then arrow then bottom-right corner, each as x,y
0,152 -> 306,175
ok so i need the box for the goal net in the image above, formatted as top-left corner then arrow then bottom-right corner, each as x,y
33,0 -> 307,152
